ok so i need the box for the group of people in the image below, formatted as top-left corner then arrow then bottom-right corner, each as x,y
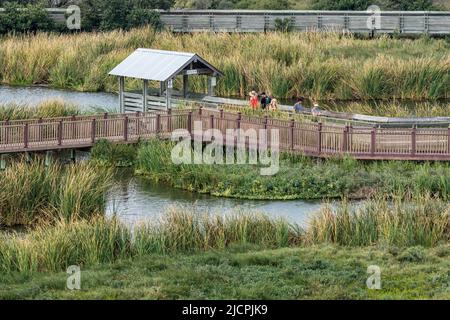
249,91 -> 279,111
249,91 -> 322,116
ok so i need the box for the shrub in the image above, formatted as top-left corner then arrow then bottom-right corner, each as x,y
0,2 -> 55,34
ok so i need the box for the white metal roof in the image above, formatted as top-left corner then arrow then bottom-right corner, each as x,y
109,48 -> 222,82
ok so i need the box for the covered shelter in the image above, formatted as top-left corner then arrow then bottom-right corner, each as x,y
109,48 -> 223,112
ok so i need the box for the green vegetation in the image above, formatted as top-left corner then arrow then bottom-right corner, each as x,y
3,244 -> 450,299
0,197 -> 449,299
308,194 -> 450,247
0,160 -> 111,226
0,208 -> 299,273
79,0 -> 171,31
0,99 -> 79,121
0,196 -> 449,274
0,28 -> 448,100
0,1 -> 169,34
175,0 -> 445,10
91,139 -> 138,167
134,139 -> 450,200
311,0 -> 439,11
0,2 -> 55,34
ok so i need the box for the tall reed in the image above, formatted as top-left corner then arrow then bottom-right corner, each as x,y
306,194 -> 450,247
0,28 -> 448,100
0,208 -> 300,273
0,99 -> 79,121
0,160 -> 112,226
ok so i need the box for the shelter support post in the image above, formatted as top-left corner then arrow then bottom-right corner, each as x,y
119,76 -> 125,113
166,79 -> 172,110
207,76 -> 217,97
159,81 -> 165,96
183,75 -> 189,98
143,79 -> 148,113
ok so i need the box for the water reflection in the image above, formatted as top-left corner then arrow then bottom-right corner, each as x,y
106,173 -> 323,226
0,85 -> 118,112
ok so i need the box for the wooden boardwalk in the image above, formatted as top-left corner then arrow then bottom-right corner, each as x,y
8,9 -> 450,35
159,10 -> 450,35
1,108 -> 449,161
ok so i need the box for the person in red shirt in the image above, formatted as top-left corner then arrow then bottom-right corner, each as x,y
249,90 -> 258,110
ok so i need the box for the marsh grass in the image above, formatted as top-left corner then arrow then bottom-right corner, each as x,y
0,99 -> 79,121
0,28 -> 448,100
1,196 -> 449,274
0,160 -> 112,226
135,139 -> 450,200
0,208 -> 299,273
307,194 -> 450,247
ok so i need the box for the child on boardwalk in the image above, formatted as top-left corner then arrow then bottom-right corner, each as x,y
268,98 -> 278,111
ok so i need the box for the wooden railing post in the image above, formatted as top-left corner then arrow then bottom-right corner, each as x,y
91,118 -> 96,144
71,115 -> 76,139
58,120 -> 63,146
237,112 -> 241,130
290,118 -> 295,150
104,112 -> 108,136
156,114 -> 161,134
38,117 -> 43,142
210,114 -> 214,130
5,120 -> 9,145
198,106 -> 203,117
136,112 -> 141,136
23,124 -> 29,149
317,122 -> 322,154
168,108 -> 172,132
411,125 -> 416,156
371,128 -> 376,156
123,116 -> 128,141
448,125 -> 450,154
187,111 -> 192,135
342,124 -> 349,152
263,115 -> 268,130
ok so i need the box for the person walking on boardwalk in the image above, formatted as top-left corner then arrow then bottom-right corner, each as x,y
268,98 -> 278,111
266,94 -> 272,107
312,101 -> 322,116
294,97 -> 304,113
249,90 -> 259,110
260,92 -> 268,110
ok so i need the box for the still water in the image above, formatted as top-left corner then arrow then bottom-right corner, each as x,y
0,85 -> 118,112
106,173 -> 323,226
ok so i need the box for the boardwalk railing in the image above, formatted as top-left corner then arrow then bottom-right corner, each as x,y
2,9 -> 450,35
1,108 -> 449,161
160,10 -> 450,35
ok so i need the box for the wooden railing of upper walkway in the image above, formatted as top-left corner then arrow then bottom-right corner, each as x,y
0,108 -> 449,161
3,9 -> 450,35
158,10 -> 450,35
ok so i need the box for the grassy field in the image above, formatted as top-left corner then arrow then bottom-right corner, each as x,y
2,244 -> 450,299
0,28 -> 448,101
131,139 -> 450,200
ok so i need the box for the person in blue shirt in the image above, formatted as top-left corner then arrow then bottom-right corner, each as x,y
294,97 -> 304,113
